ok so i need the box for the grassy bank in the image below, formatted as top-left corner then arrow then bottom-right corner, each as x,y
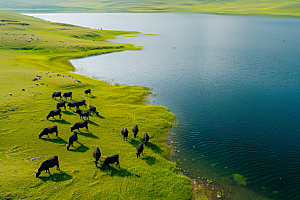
0,10 -> 201,199
1,0 -> 300,18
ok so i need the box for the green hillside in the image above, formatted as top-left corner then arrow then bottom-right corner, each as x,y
1,0 -> 300,18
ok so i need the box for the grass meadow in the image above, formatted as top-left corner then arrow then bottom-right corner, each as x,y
0,10 -> 205,200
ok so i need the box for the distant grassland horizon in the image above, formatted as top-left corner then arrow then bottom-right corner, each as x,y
1,0 -> 300,18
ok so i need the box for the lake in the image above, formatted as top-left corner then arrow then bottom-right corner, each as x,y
27,13 -> 300,200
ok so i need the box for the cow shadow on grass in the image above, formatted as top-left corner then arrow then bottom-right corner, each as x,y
38,171 -> 72,182
77,131 -> 99,139
128,137 -> 142,147
40,137 -> 67,144
92,114 -> 105,119
89,95 -> 96,99
103,167 -> 133,177
87,120 -> 99,126
142,155 -> 156,166
69,142 -> 89,153
147,142 -> 163,154
62,110 -> 74,115
49,119 -> 71,125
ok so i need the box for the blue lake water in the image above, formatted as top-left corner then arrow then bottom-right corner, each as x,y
27,13 -> 300,200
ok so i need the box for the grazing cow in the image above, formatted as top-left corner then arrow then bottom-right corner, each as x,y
52,92 -> 62,100
75,109 -> 90,120
63,92 -> 72,100
67,132 -> 78,150
93,147 -> 101,167
39,126 -> 58,138
102,155 -> 120,170
132,125 -> 139,138
71,121 -> 88,132
36,156 -> 60,178
84,89 -> 91,96
76,100 -> 86,108
144,133 -> 150,147
56,101 -> 66,110
89,105 -> 99,116
136,143 -> 144,158
121,128 -> 128,141
47,109 -> 62,120
67,100 -> 86,109
67,102 -> 78,110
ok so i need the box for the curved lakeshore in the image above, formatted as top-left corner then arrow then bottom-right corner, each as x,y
3,10 -> 300,200
0,10 -> 201,199
42,13 -> 300,200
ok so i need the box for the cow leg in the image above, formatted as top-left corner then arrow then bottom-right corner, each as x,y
47,134 -> 50,139
59,114 -> 61,119
64,106 -> 66,111
56,164 -> 60,170
56,131 -> 58,137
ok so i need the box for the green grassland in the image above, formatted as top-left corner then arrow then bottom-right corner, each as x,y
1,0 -> 300,18
0,10 -> 204,199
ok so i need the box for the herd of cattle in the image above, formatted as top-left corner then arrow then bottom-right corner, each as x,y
36,89 -> 150,178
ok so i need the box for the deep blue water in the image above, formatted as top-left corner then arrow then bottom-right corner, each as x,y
27,13 -> 300,200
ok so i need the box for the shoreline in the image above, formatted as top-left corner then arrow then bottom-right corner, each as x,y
0,10 -> 193,199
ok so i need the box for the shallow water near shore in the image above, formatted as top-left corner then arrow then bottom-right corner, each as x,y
27,13 -> 300,199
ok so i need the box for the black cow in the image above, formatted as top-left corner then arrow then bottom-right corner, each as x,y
84,89 -> 91,96
121,128 -> 128,141
136,143 -> 144,158
75,109 -> 89,120
132,125 -> 139,138
47,109 -> 62,120
36,156 -> 60,178
144,133 -> 150,147
71,121 -> 88,132
52,92 -> 62,100
93,147 -> 101,167
67,132 -> 78,150
102,155 -> 120,170
76,100 -> 86,108
89,105 -> 99,116
67,102 -> 78,110
56,101 -> 66,110
39,126 -> 58,138
63,92 -> 72,100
